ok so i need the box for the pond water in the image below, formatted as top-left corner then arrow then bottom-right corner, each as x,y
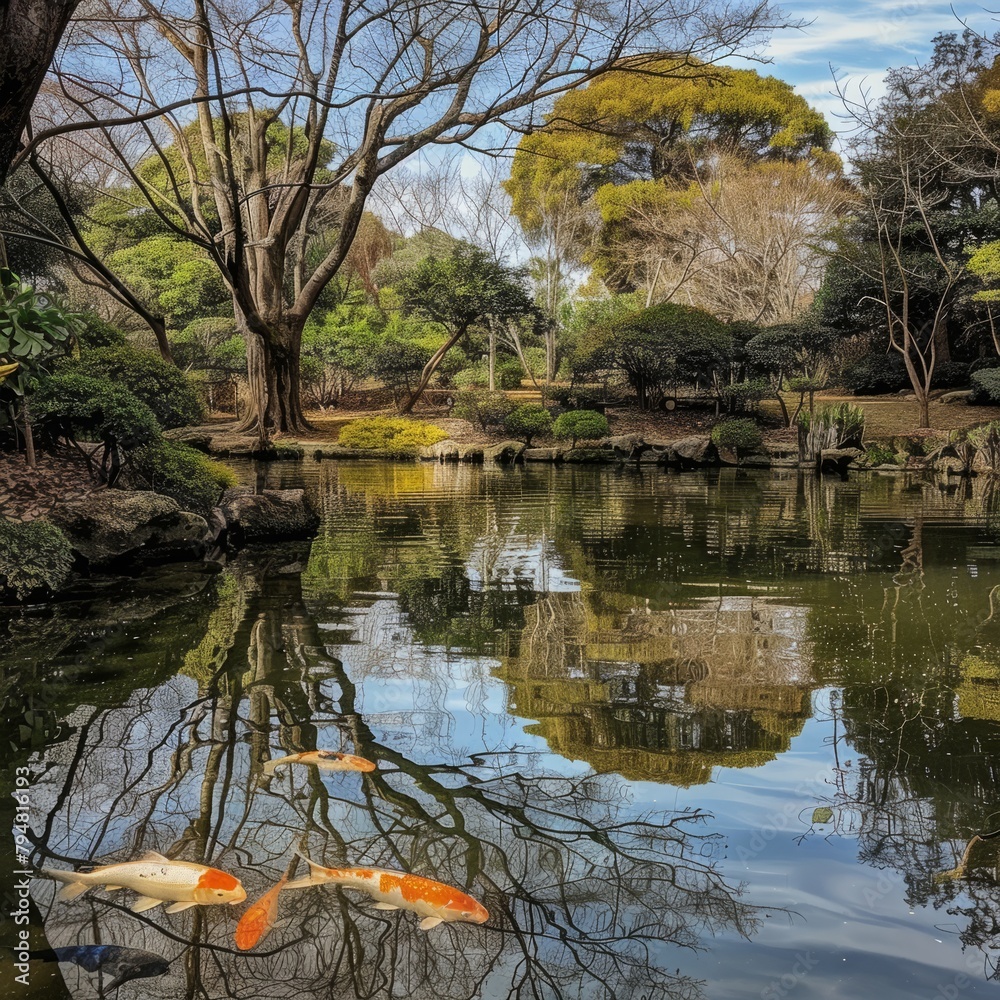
7,462 -> 1000,1000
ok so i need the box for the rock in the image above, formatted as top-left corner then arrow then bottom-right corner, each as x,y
818,447 -> 863,474
741,455 -> 773,467
458,445 -> 485,463
50,490 -> 211,566
659,435 -> 718,465
602,434 -> 648,460
562,447 -> 618,463
219,487 -> 319,542
421,439 -> 462,461
523,447 -> 562,462
482,440 -> 526,464
314,445 -> 367,459
941,390 -> 973,405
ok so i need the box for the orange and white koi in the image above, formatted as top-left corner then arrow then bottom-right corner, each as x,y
262,750 -> 376,776
42,851 -> 247,913
234,873 -> 289,950
283,853 -> 489,931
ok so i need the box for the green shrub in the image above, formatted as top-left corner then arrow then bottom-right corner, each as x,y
841,352 -> 908,395
504,404 -> 553,445
338,416 -> 448,455
130,440 -> 236,517
711,418 -> 763,459
496,359 -> 524,390
935,361 -> 971,389
33,371 -> 161,452
552,409 -> 610,446
73,345 -> 204,427
865,442 -> 898,466
76,312 -> 128,348
718,378 -> 769,414
452,389 -> 514,431
0,518 -> 74,599
452,364 -> 489,389
971,368 -> 1000,405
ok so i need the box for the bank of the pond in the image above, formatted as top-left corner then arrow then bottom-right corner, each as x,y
0,447 -> 318,603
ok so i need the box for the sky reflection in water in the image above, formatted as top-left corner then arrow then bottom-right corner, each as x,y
7,463 -> 1000,999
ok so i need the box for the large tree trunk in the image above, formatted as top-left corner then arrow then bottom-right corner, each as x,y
0,1 -> 81,184
238,312 -> 310,436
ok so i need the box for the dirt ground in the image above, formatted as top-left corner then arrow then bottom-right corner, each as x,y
289,391 -> 1000,449
0,447 -> 100,521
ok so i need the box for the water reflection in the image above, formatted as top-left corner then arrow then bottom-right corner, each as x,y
8,464 -> 1000,996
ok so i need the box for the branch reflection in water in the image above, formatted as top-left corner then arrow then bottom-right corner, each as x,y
24,547 -> 760,1000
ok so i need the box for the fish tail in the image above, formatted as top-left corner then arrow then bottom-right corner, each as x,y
42,868 -> 91,901
285,851 -> 334,889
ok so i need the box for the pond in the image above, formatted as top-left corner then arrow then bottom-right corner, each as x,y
7,462 -> 1000,999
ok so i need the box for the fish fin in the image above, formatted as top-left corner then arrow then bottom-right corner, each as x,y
262,760 -> 280,775
290,850 -> 333,885
282,877 -> 318,891
55,882 -> 89,902
140,851 -> 171,863
104,885 -> 124,892
372,902 -> 400,910
418,916 -> 443,931
131,895 -> 164,913
164,900 -> 198,913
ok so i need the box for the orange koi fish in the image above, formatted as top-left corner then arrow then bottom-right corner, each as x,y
42,851 -> 246,913
234,873 -> 289,950
262,750 -> 376,776
284,853 -> 489,931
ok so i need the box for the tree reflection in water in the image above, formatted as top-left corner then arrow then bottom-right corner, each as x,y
25,551 -> 760,1000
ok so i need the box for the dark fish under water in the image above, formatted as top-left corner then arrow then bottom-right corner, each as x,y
31,945 -> 170,990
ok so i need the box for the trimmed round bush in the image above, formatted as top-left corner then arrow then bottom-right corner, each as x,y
934,361 -> 971,389
0,518 -> 74,599
552,409 -> 610,446
841,351 -> 908,395
76,312 -> 128,348
971,368 -> 1000,405
131,440 -> 237,517
496,359 -> 524,390
33,371 -> 161,450
338,417 -> 448,455
71,345 -> 204,427
504,404 -> 553,445
711,418 -> 763,459
452,389 -> 514,431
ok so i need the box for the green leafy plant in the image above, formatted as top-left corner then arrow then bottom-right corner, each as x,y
504,404 -> 553,445
552,409 -> 610,446
130,440 -> 236,516
338,417 -> 448,456
71,345 -> 204,428
864,442 -> 898,466
798,402 -> 865,461
967,420 -> 1000,472
971,368 -> 1000,405
32,371 -> 161,482
452,389 -> 515,431
711,418 -> 763,460
0,518 -> 74,600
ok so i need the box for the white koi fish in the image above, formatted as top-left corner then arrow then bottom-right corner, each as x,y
42,851 -> 247,913
283,853 -> 489,931
262,750 -> 376,776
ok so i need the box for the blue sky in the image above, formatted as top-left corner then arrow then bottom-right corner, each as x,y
760,2 -> 999,130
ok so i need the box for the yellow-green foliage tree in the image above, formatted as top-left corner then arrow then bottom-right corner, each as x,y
507,59 -> 845,322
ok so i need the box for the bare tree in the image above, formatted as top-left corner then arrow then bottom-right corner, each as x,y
17,0 -> 785,434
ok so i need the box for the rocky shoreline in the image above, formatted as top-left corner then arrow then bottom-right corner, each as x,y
1,484 -> 318,604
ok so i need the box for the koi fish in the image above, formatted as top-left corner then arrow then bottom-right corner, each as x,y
262,750 -> 376,776
42,851 -> 247,912
31,945 -> 170,991
283,853 -> 489,931
234,873 -> 289,950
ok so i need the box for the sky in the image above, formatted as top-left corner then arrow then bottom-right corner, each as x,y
761,1 -> 1000,132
